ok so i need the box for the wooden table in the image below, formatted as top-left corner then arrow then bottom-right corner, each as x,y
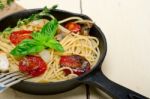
0,0 -> 150,98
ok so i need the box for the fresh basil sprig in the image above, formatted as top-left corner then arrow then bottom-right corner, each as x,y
17,5 -> 57,27
11,19 -> 64,56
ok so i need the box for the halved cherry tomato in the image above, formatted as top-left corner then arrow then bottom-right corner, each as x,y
10,30 -> 32,45
60,55 -> 91,76
65,22 -> 81,33
19,56 -> 47,77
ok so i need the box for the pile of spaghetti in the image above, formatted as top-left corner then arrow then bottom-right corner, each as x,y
0,6 -> 100,82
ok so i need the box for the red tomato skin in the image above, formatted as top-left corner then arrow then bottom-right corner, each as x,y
65,22 -> 81,33
60,55 -> 91,76
10,30 -> 32,45
19,56 -> 47,77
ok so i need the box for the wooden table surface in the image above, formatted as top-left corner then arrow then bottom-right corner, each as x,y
0,0 -> 150,98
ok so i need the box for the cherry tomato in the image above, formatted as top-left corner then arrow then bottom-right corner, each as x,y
10,30 -> 32,45
60,55 -> 91,76
65,22 -> 81,33
19,56 -> 47,77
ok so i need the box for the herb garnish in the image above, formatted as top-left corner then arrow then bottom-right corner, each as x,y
17,5 -> 57,27
11,19 -> 64,56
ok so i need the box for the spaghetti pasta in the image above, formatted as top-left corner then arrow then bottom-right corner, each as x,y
0,15 -> 100,82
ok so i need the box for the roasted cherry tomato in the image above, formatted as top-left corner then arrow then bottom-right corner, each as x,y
10,30 -> 32,45
60,55 -> 90,76
65,22 -> 81,33
19,56 -> 47,77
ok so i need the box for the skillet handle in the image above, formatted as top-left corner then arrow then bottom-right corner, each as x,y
83,70 -> 148,99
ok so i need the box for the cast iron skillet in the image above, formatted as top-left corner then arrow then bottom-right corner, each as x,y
0,9 -> 148,99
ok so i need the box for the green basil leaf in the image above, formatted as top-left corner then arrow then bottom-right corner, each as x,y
11,39 -> 44,56
31,32 -> 49,44
45,39 -> 64,52
41,19 -> 58,39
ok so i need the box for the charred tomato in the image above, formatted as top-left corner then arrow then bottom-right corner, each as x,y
60,55 -> 91,76
10,30 -> 32,45
19,55 -> 47,77
65,22 -> 81,33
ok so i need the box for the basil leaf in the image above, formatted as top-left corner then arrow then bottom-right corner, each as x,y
31,32 -> 48,44
11,39 -> 44,56
41,19 -> 58,39
45,39 -> 64,52
11,19 -> 62,56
